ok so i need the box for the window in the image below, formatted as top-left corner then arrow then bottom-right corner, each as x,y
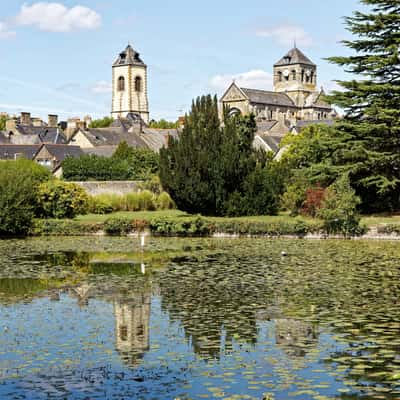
117,76 -> 125,91
310,71 -> 314,84
301,70 -> 305,82
292,70 -> 296,80
135,76 -> 142,92
278,71 -> 283,82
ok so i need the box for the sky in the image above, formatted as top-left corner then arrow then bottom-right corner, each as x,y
0,0 -> 363,122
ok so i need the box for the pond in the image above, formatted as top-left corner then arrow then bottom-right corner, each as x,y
0,237 -> 399,399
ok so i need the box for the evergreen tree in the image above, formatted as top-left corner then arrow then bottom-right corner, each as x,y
325,0 -> 400,212
159,95 -> 282,216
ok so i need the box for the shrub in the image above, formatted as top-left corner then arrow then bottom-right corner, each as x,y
281,174 -> 309,216
301,184 -> 326,217
138,175 -> 163,195
88,196 -> 113,214
0,160 -> 51,236
156,192 -> 175,210
103,218 -> 134,235
150,217 -> 211,236
33,219 -> 102,236
125,192 -> 140,211
138,190 -> 156,211
317,174 -> 364,236
37,180 -> 90,219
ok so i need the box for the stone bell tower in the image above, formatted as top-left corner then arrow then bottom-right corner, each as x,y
111,44 -> 149,123
273,47 -> 317,108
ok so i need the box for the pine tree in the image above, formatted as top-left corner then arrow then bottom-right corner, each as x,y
325,0 -> 400,212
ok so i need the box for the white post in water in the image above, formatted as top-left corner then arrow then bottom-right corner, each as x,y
141,263 -> 146,274
140,233 -> 145,249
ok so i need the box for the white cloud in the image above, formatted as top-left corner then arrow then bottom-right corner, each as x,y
256,24 -> 313,48
322,80 -> 343,94
210,69 -> 273,92
91,80 -> 112,94
15,2 -> 102,33
0,22 -> 16,39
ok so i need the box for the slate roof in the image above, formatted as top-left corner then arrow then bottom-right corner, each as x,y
78,128 -> 148,148
274,47 -> 316,67
293,120 -> 336,133
141,128 -> 179,152
40,144 -> 84,162
0,144 -> 41,160
256,120 -> 278,132
83,146 -> 118,158
241,88 -> 295,107
113,45 -> 146,67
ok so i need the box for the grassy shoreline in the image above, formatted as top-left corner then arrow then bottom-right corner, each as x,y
28,210 -> 400,239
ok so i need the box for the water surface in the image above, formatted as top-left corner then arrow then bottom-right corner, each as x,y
0,237 -> 399,399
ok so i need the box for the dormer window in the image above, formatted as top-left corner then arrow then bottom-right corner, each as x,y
118,76 -> 125,91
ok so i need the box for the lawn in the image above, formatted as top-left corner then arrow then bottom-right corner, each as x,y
75,210 -> 400,228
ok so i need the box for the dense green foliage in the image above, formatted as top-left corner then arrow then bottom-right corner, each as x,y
160,95 -> 282,216
0,160 -> 51,236
281,0 -> 400,213
37,181 -> 90,219
0,115 -> 6,131
62,143 -> 159,181
317,174 -> 364,236
112,141 -> 159,179
88,116 -> 114,128
149,119 -> 179,129
88,190 -> 175,214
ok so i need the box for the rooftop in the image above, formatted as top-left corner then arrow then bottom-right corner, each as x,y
274,47 -> 316,67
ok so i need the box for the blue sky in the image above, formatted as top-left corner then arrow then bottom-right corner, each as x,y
0,0 -> 362,122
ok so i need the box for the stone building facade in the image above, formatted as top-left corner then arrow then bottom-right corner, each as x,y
111,45 -> 150,123
220,47 -> 335,128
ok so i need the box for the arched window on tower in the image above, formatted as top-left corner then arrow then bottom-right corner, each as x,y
292,70 -> 296,80
135,76 -> 142,92
278,71 -> 283,82
301,70 -> 305,82
117,76 -> 125,91
310,71 -> 315,84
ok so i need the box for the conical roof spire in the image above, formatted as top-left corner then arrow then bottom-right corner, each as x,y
274,47 -> 315,67
113,44 -> 146,67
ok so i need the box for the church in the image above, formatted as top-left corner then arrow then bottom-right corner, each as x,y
220,47 -> 336,153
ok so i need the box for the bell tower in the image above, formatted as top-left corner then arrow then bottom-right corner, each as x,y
112,44 -> 149,123
273,47 -> 317,107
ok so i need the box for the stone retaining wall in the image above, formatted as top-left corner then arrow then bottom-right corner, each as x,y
73,181 -> 142,196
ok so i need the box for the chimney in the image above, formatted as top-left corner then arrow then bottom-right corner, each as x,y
48,114 -> 58,128
20,112 -> 31,126
5,118 -> 17,132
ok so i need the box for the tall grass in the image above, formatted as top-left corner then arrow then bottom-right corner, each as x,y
88,191 -> 175,214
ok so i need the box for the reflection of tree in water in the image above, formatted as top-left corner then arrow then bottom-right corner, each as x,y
274,318 -> 318,358
159,258 -> 276,359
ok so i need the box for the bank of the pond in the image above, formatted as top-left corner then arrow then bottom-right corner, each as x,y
29,212 -> 400,239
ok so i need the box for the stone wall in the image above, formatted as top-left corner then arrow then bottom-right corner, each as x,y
73,181 -> 142,196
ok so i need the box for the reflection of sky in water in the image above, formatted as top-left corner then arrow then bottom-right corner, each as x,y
0,237 -> 400,399
1,293 -> 349,399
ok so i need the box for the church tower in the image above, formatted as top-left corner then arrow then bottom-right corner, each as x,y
112,45 -> 149,123
273,47 -> 317,108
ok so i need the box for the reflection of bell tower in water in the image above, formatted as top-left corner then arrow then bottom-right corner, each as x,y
114,291 -> 151,367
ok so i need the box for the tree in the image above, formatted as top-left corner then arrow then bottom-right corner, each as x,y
89,116 -> 114,128
323,0 -> 400,212
0,115 -> 6,131
159,95 -> 283,216
112,141 -> 159,179
0,160 -> 51,236
149,119 -> 179,129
